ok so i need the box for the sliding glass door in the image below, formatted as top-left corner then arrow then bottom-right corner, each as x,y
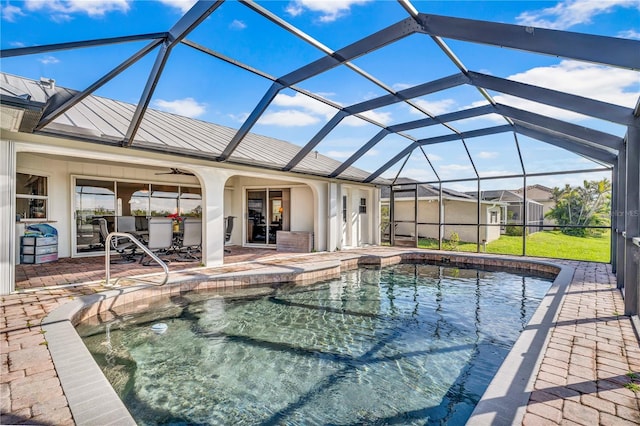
246,188 -> 290,246
75,179 -> 116,254
73,176 -> 201,256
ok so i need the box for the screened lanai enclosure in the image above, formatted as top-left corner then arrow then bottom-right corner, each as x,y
0,1 -> 638,312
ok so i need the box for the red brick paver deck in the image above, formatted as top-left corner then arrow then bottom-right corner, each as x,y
523,261 -> 640,426
2,249 -> 639,425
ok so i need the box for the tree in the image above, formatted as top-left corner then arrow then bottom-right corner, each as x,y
545,178 -> 611,237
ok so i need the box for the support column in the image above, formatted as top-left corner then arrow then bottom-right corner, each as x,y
197,168 -> 229,268
0,140 -> 16,295
624,122 -> 639,315
372,187 -> 381,245
616,150 -> 626,288
611,165 -> 617,274
327,182 -> 341,251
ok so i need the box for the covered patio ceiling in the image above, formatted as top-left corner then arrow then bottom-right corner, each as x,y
0,0 -> 639,185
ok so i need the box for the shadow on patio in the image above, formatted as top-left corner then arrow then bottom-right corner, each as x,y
15,246 -> 282,291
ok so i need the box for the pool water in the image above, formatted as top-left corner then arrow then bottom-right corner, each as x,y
78,264 -> 553,425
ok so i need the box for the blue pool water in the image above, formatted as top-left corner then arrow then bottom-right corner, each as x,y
78,263 -> 553,425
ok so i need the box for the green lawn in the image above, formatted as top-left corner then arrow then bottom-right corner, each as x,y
418,230 -> 611,263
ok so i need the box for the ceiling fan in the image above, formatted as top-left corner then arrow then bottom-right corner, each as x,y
155,168 -> 195,176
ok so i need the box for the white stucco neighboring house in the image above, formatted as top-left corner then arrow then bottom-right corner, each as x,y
381,178 -> 504,245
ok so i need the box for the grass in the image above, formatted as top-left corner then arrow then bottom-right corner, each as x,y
418,230 -> 611,263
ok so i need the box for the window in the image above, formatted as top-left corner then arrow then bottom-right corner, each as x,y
16,173 -> 48,220
359,198 -> 367,214
490,210 -> 498,224
342,195 -> 347,221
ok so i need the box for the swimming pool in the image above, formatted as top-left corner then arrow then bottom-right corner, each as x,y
77,263 -> 553,425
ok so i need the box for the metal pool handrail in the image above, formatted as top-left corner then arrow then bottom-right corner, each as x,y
104,232 -> 169,287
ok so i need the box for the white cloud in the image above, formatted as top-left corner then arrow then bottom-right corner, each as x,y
273,92 -> 336,118
228,112 -> 249,123
344,110 -> 392,126
260,92 -> 392,127
230,19 -> 247,30
39,56 -> 60,65
258,92 -> 334,126
259,110 -> 320,126
477,151 -> 499,159
619,29 -> 640,39
153,97 -> 206,118
285,0 -> 372,23
2,3 -> 25,21
24,0 -> 130,18
516,0 -> 640,30
392,82 -> 413,91
472,60 -> 639,120
411,98 -> 457,115
157,0 -> 197,14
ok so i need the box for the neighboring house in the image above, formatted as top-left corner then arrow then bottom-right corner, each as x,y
1,73 -> 381,291
477,190 -> 545,234
381,178 -> 503,244
512,185 -> 556,227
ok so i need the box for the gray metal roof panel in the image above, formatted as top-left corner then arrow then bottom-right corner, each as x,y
1,72 -> 375,182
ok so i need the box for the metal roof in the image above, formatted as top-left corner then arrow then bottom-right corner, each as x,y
0,71 -> 374,182
1,0 -> 638,185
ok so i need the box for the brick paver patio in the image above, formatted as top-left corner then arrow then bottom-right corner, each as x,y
1,249 -> 638,425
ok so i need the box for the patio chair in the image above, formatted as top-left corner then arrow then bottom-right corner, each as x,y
96,217 -> 138,263
117,215 -> 147,241
224,216 -> 235,254
140,217 -> 174,266
174,218 -> 201,261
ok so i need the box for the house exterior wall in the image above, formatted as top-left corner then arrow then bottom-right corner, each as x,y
16,152 -> 201,259
290,186 -> 315,233
342,186 -> 374,248
1,131 -> 377,294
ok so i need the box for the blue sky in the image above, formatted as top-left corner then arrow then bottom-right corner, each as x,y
1,0 -> 639,190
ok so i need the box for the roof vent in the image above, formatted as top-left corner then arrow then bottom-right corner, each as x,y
39,77 -> 55,90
